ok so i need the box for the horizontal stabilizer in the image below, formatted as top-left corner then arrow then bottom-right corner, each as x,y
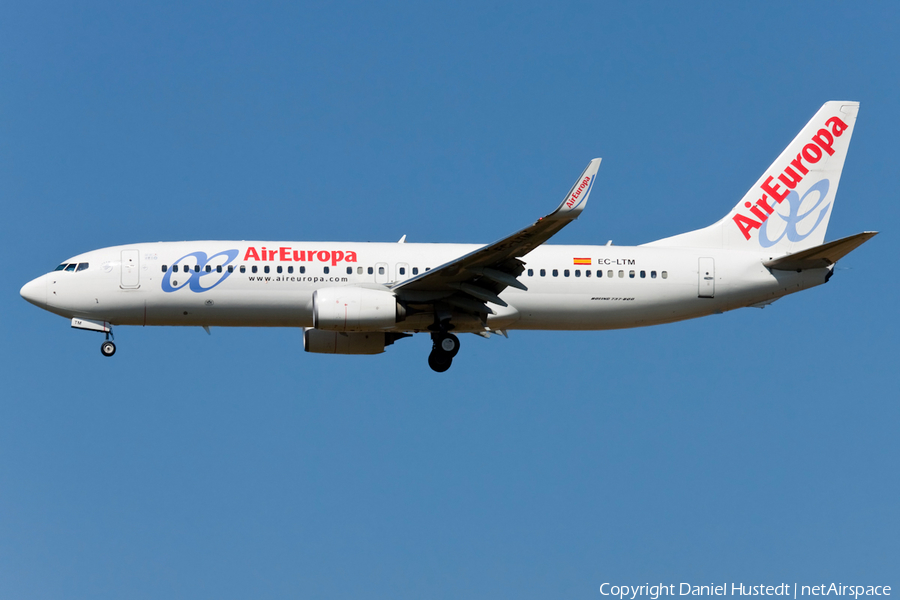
763,231 -> 877,271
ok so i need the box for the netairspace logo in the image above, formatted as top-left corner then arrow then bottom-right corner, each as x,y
599,583 -> 891,600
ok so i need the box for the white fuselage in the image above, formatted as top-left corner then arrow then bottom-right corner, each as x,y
22,240 -> 830,333
18,103 -> 866,369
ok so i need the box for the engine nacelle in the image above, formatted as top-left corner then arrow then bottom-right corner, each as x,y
303,328 -> 387,355
312,286 -> 404,331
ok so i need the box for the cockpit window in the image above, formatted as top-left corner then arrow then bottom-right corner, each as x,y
64,264 -> 77,272
54,264 -> 68,271
76,263 -> 89,272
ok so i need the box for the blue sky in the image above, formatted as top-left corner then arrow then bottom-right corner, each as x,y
1,2 -> 897,598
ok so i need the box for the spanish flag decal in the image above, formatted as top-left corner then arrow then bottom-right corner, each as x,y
573,257 -> 592,265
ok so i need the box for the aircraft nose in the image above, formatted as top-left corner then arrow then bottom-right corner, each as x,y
20,275 -> 47,307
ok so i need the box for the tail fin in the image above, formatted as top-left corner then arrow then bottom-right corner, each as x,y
646,101 -> 860,252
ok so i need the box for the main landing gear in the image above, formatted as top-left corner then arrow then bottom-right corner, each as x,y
428,332 -> 460,372
100,329 -> 116,357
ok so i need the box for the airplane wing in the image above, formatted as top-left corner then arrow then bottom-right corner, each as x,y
391,159 -> 601,315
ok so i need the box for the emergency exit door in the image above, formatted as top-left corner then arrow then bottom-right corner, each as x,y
698,257 -> 715,298
374,262 -> 389,284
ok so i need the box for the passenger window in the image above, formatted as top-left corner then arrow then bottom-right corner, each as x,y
640,270 -> 645,278
276,266 -> 282,274
264,266 -> 270,274
54,264 -> 67,271
651,270 -> 657,278
252,266 -> 258,273
412,267 -> 419,275
399,267 -> 406,276
527,268 -> 534,276
597,270 -> 603,278
346,267 -> 352,275
228,266 -> 234,273
324,266 -> 330,274
378,266 -> 385,275
540,269 -> 546,277
552,269 -> 558,277
357,267 -> 363,274
194,265 -> 200,273
585,270 -> 591,278
564,270 -> 570,277
240,265 -> 246,273
607,270 -> 613,278
217,265 -> 222,273
629,270 -> 635,278
618,270 -> 624,278
426,267 -> 431,271
184,265 -> 190,273
287,266 -> 293,273
65,264 -> 76,272
205,265 -> 212,272
662,271 -> 668,279
368,267 -> 374,275
575,270 -> 581,277
300,266 -> 306,274
162,265 -> 168,273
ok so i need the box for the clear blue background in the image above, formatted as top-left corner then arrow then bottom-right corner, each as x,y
1,2 -> 897,598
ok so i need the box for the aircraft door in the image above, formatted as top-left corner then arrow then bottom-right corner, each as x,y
121,249 -> 140,289
395,262 -> 410,283
698,257 -> 715,298
375,262 -> 389,284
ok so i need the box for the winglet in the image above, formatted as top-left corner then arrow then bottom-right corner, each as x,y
546,158 -> 601,221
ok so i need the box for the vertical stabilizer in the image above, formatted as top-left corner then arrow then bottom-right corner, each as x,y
645,102 -> 859,253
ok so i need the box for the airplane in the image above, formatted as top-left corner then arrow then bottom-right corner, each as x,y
20,101 -> 876,372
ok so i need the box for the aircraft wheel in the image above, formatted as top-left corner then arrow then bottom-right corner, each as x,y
100,341 -> 116,357
435,333 -> 460,358
428,350 -> 452,372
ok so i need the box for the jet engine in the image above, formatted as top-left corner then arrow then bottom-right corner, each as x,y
303,328 -> 387,355
312,286 -> 405,331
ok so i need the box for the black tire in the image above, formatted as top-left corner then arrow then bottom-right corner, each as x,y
100,341 -> 116,357
428,350 -> 452,372
435,333 -> 460,358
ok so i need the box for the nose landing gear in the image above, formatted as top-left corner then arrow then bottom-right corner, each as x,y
428,332 -> 459,372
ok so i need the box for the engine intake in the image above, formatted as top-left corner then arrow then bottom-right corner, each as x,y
312,286 -> 405,331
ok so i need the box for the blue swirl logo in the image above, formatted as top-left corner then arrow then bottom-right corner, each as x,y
161,250 -> 239,293
759,179 -> 831,248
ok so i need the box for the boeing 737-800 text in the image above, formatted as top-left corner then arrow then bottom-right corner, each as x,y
21,102 -> 876,371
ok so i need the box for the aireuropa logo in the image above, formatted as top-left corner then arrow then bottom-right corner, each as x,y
732,113 -> 848,241
758,179 -> 831,248
565,176 -> 592,210
161,250 -> 239,293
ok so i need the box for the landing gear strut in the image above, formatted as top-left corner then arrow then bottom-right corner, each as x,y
428,332 -> 459,372
100,329 -> 116,357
